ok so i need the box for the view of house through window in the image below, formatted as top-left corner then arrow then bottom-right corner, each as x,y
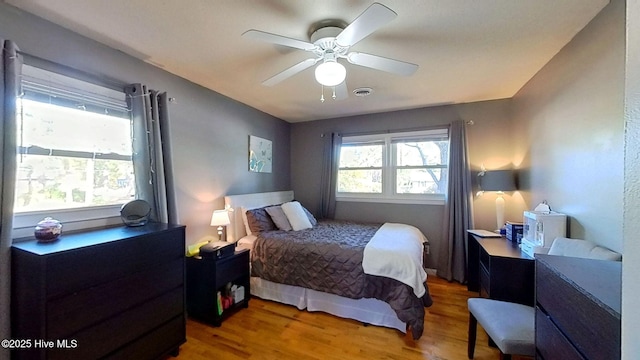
337,129 -> 449,203
14,65 -> 134,214
394,138 -> 449,195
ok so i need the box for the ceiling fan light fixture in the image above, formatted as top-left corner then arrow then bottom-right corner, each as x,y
315,60 -> 346,87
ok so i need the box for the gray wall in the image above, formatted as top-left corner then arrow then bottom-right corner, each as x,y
511,0 -> 625,253
291,99 -> 516,269
0,4 -> 291,246
512,1 -> 637,354
623,0 -> 639,357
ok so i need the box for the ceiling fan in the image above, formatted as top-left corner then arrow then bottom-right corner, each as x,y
242,2 -> 418,100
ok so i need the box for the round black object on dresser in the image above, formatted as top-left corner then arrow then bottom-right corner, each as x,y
120,199 -> 151,226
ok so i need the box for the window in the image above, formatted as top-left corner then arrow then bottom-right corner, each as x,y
337,129 -> 449,204
337,142 -> 384,193
13,64 -> 134,233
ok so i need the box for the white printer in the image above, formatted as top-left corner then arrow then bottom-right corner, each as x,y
520,204 -> 566,257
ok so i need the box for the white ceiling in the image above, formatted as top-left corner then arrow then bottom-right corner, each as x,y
6,0 -> 609,123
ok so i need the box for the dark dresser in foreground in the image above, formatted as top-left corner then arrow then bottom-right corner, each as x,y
535,254 -> 621,360
11,223 -> 186,360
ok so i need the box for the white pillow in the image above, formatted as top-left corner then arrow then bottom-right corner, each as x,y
240,206 -> 252,236
281,201 -> 312,231
548,237 -> 622,261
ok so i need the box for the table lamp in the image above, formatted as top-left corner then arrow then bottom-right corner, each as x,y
479,170 -> 517,232
210,209 -> 230,242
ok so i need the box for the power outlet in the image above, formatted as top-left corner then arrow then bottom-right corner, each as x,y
424,243 -> 430,255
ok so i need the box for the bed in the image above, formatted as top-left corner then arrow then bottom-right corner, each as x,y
224,191 -> 433,339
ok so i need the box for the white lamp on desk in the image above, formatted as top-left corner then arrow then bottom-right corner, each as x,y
210,209 -> 230,242
479,169 -> 517,232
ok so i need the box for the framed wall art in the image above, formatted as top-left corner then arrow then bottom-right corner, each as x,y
249,135 -> 272,173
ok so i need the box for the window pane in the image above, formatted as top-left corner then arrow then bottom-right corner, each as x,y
19,99 -> 132,155
337,169 -> 382,193
396,141 -> 448,167
15,91 -> 134,214
15,155 -> 135,212
339,144 -> 383,168
15,155 -> 134,212
396,168 -> 448,194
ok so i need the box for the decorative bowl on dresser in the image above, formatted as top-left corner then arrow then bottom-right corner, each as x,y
11,223 -> 186,360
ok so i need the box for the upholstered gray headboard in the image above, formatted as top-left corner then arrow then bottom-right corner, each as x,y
223,190 -> 294,242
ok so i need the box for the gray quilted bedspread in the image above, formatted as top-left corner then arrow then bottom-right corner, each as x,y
251,220 -> 433,339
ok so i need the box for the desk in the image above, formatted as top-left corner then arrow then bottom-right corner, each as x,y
467,231 -> 535,306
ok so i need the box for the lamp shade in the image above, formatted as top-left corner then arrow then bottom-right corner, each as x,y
210,210 -> 230,227
480,170 -> 516,192
315,60 -> 346,87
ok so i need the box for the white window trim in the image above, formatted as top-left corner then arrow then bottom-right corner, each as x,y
12,204 -> 125,240
336,195 -> 445,205
336,129 -> 448,205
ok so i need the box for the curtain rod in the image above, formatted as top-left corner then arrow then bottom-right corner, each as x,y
322,120 -> 476,138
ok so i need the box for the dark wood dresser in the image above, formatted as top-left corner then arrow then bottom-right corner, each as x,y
11,223 -> 186,360
535,254 -> 621,360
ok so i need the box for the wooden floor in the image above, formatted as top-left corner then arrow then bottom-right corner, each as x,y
175,276 -> 532,360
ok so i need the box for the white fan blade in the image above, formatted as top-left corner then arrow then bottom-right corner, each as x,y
243,30 -> 315,51
336,3 -> 397,47
347,52 -> 418,76
262,58 -> 318,86
334,82 -> 348,100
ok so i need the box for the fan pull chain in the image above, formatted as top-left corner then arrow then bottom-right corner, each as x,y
320,85 -> 325,102
332,87 -> 337,100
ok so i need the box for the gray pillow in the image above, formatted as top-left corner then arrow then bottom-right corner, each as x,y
265,206 -> 292,231
301,205 -> 317,226
245,207 -> 277,234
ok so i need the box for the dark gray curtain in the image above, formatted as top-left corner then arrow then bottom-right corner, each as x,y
124,84 -> 177,224
0,39 -> 21,357
437,120 -> 474,282
319,132 -> 341,219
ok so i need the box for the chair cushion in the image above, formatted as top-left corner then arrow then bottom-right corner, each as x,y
468,298 -> 535,356
548,237 -> 622,261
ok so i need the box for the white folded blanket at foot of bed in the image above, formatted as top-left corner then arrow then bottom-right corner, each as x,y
362,223 -> 428,297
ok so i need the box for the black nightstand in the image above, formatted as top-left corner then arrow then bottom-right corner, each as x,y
186,248 -> 250,326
